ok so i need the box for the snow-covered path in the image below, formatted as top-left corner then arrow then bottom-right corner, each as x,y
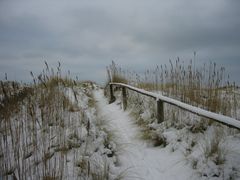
94,89 -> 198,180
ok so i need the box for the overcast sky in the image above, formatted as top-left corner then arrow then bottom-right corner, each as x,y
0,0 -> 240,84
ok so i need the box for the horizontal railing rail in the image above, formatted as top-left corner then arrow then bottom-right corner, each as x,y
109,82 -> 240,130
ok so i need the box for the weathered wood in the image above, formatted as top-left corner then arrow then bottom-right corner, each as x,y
157,100 -> 164,123
122,87 -> 127,110
109,84 -> 115,104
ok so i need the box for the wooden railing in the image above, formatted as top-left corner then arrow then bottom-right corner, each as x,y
108,82 -> 240,130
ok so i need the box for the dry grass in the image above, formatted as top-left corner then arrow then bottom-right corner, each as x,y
0,62 -> 117,179
201,127 -> 228,165
106,61 -> 128,84
43,176 -> 59,180
106,60 -> 239,118
105,60 -> 239,178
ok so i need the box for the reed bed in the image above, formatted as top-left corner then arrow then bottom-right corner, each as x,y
107,59 -> 239,118
0,62 -> 118,180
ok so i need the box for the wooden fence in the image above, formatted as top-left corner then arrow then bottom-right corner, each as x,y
108,82 -> 240,130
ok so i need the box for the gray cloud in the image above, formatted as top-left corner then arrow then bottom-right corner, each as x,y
0,0 -> 240,84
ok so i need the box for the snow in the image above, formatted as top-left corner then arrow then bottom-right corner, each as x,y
94,89 -> 199,180
2,81 -> 240,179
110,83 -> 240,130
0,83 -> 118,180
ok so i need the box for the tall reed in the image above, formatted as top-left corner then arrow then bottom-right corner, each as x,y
107,59 -> 239,118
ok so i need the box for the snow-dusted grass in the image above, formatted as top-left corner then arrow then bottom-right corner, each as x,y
107,60 -> 240,119
106,60 -> 240,179
0,66 -> 118,179
105,86 -> 240,179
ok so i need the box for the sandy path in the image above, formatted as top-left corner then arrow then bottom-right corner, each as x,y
94,89 -> 197,180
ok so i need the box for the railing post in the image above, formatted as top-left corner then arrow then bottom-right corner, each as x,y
122,87 -> 127,110
157,99 -> 164,123
109,84 -> 116,104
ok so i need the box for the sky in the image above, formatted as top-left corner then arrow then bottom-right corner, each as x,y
0,0 -> 240,84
